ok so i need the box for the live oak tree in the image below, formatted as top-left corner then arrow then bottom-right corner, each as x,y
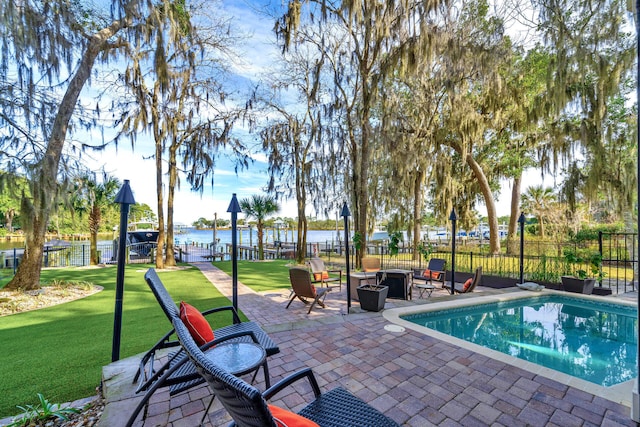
384,0 -> 520,254
532,0 -> 636,220
277,0 -> 447,265
115,1 -> 248,269
260,27 -> 344,264
1,0 -> 192,290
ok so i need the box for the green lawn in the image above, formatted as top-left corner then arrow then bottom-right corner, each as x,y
0,265 -> 243,418
214,259 -> 299,292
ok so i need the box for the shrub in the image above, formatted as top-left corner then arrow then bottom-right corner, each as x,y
7,394 -> 80,427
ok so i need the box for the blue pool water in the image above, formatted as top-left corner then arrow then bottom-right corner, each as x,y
402,295 -> 637,386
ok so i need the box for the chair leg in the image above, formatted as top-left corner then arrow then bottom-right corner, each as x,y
286,293 -> 297,309
199,394 -> 216,426
126,355 -> 188,427
307,298 -> 318,314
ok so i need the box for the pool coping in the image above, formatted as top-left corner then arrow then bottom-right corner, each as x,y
383,289 -> 637,408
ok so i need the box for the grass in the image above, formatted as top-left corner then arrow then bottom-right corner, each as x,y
214,259 -> 300,292
0,264 -> 245,419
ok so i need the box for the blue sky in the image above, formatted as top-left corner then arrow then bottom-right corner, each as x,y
83,0 -> 550,226
83,0 -> 303,225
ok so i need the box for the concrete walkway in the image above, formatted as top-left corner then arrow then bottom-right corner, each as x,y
99,263 -> 638,426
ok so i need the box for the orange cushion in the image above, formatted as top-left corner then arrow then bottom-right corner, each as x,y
313,271 -> 329,281
462,278 -> 473,291
422,269 -> 432,278
179,301 -> 214,346
269,405 -> 319,427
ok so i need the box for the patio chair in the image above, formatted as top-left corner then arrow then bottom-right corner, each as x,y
444,266 -> 482,294
361,256 -> 381,272
127,314 -> 272,427
172,314 -> 400,427
413,258 -> 446,288
131,269 -> 279,417
308,257 -> 343,290
287,267 -> 329,314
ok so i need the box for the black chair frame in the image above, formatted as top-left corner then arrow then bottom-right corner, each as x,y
172,316 -> 400,427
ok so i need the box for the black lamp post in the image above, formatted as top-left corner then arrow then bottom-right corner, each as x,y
634,1 -> 640,420
449,209 -> 457,296
227,194 -> 242,311
111,179 -> 135,362
518,213 -> 526,284
341,202 -> 352,311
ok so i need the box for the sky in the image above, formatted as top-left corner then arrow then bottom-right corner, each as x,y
82,0 -> 551,226
83,0 -> 300,225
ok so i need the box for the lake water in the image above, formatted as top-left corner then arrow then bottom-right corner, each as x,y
175,228 -> 341,247
0,228 -> 342,250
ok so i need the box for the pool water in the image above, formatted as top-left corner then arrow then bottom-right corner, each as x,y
402,295 -> 637,386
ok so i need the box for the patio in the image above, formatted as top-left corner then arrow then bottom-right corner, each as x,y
99,263 -> 637,426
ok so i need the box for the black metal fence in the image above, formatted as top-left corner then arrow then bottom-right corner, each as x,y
1,232 -> 637,292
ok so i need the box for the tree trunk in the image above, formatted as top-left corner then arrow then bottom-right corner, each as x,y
89,205 -> 100,265
505,175 -> 522,256
296,198 -> 307,264
466,153 -> 500,254
295,154 -> 307,263
257,222 -> 264,260
538,214 -> 545,238
5,209 -> 14,232
164,144 -> 178,267
151,84 -> 165,270
355,103 -> 371,269
5,23 -> 122,290
155,134 -> 165,270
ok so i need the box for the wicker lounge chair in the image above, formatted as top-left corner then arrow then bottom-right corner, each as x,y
444,266 -> 482,294
172,315 -> 400,427
129,269 -> 279,425
308,257 -> 343,290
287,267 -> 329,314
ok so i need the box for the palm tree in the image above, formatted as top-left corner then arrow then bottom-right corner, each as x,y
73,174 -> 120,265
240,195 -> 280,260
521,186 -> 555,238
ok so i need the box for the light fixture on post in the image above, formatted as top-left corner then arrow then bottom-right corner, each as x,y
632,0 -> 640,420
227,194 -> 242,311
341,202 -> 352,311
449,209 -> 457,296
112,179 -> 135,362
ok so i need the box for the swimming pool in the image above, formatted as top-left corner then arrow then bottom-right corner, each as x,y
383,291 -> 638,406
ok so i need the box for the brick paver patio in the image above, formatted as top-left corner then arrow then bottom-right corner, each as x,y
99,262 -> 637,427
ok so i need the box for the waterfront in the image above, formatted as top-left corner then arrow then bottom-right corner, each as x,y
0,228 -> 342,251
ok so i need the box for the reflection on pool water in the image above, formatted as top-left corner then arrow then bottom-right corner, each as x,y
401,295 -> 637,387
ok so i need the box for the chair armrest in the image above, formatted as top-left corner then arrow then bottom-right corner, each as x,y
134,328 -> 181,387
200,305 -> 242,324
433,270 -> 446,280
199,330 -> 259,351
327,269 -> 342,274
262,367 -> 321,400
139,328 -> 181,364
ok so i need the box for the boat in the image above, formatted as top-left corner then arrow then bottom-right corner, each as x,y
127,221 -> 159,244
125,221 -> 159,256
